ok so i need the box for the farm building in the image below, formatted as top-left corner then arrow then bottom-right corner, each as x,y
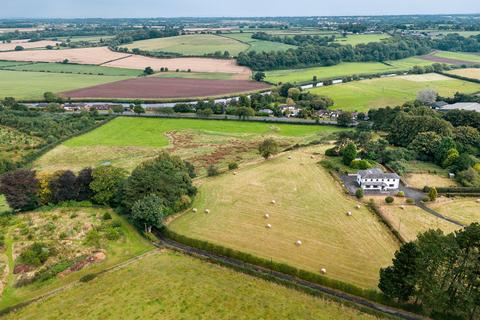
356,168 -> 400,192
438,102 -> 480,113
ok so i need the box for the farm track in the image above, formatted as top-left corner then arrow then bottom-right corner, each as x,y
155,234 -> 428,320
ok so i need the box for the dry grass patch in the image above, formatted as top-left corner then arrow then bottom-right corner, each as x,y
404,173 -> 458,189
447,68 -> 480,80
379,203 -> 461,242
170,146 -> 399,289
429,197 -> 480,225
396,73 -> 452,82
0,40 -> 58,52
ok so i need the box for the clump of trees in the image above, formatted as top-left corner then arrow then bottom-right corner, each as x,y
379,224 -> 480,320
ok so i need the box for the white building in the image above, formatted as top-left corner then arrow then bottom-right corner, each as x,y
356,168 -> 400,192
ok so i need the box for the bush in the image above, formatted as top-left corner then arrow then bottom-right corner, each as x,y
104,227 -> 122,240
396,191 -> 405,197
422,196 -> 430,203
406,198 -> 415,204
18,242 -> 53,267
350,159 -> 372,170
207,165 -> 219,177
355,188 -> 364,199
80,273 -> 96,282
228,163 -> 239,170
325,147 -> 338,157
102,212 -> 112,220
385,196 -> 394,204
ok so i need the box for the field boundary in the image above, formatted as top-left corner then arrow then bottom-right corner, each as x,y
157,230 -> 426,320
97,54 -> 133,66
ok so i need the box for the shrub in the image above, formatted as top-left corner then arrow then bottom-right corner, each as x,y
350,159 -> 372,170
104,227 -> 122,240
228,163 -> 239,170
102,212 -> 112,220
18,242 -> 53,267
355,188 -> 364,199
80,273 -> 96,282
207,165 -> 219,177
385,196 -> 394,204
406,198 -> 415,204
396,191 -> 405,197
422,196 -> 430,203
84,230 -> 101,248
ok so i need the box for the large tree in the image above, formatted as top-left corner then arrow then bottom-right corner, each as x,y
0,169 -> 39,211
49,170 -> 78,203
258,138 -> 279,160
76,167 -> 94,201
131,194 -> 166,232
90,166 -> 127,206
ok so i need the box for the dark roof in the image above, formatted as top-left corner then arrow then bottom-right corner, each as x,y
358,168 -> 400,180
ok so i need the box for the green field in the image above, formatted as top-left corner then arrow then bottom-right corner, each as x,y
0,60 -> 34,68
334,33 -> 391,46
3,251 -> 383,320
0,70 -> 132,100
265,57 -> 435,84
1,62 -> 142,76
0,205 -> 153,309
223,32 -> 296,52
155,71 -> 237,80
36,117 -> 345,173
433,51 -> 480,64
53,35 -> 115,43
170,146 -> 398,288
123,34 -> 249,56
309,73 -> 480,111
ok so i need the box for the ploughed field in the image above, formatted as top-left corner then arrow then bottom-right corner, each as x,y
3,251 -> 384,320
35,117 -> 344,173
169,146 -> 399,289
61,77 -> 270,99
421,51 -> 480,65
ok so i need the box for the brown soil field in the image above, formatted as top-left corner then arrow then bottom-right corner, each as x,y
0,40 -> 58,52
104,55 -> 252,78
420,54 -> 475,66
61,77 -> 270,99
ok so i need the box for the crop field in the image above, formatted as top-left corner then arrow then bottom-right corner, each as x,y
1,62 -> 142,76
334,33 -> 390,46
35,117 -> 344,173
0,40 -> 58,52
154,71 -> 237,80
429,198 -> 480,226
378,203 -> 461,242
3,251 -> 383,320
309,73 -> 480,111
123,34 -> 250,56
61,77 -> 270,99
0,205 -> 153,309
0,70 -> 132,100
223,33 -> 297,52
169,146 -> 399,288
447,68 -> 480,80
265,57 -> 435,84
422,51 -> 480,65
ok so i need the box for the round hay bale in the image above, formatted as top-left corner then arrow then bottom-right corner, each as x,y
311,155 -> 314,159
400,205 -> 405,210
266,224 -> 272,229
233,172 -> 237,175
295,240 -> 302,246
356,205 -> 361,209
288,156 -> 292,159
264,214 -> 270,219
192,208 -> 198,213
271,200 -> 276,204
205,209 -> 210,214
346,211 -> 352,217
320,268 -> 327,274
477,199 -> 480,203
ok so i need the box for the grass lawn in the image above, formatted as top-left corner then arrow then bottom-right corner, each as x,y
309,73 -> 480,112
404,173 -> 458,189
223,33 -> 296,52
447,68 -> 480,80
3,251 -> 384,320
169,146 -> 399,289
0,195 -> 9,213
35,117 -> 345,173
1,62 -> 142,76
0,205 -> 153,309
0,70 -> 132,100
433,51 -> 480,64
123,34 -> 249,56
334,34 -> 391,46
429,198 -> 480,226
154,71 -> 237,80
265,57 -> 435,84
378,203 -> 461,242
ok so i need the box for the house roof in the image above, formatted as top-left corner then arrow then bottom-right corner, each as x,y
358,168 -> 400,180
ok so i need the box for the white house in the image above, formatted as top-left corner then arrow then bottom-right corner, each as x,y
356,168 -> 400,192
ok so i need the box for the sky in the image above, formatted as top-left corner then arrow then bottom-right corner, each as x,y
1,0 -> 479,18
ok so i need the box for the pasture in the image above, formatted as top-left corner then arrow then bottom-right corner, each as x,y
0,70 -> 132,100
429,198 -> 480,226
309,73 -> 480,111
378,203 -> 461,242
123,34 -> 249,56
169,146 -> 399,289
0,205 -> 152,309
265,57 -> 435,84
223,32 -> 297,52
447,68 -> 480,80
432,51 -> 480,64
35,117 -> 344,173
334,33 -> 391,46
3,251 -> 383,320
1,62 -> 142,76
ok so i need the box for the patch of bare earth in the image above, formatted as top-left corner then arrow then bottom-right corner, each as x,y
420,53 -> 476,66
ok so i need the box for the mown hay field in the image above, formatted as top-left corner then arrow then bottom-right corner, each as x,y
0,70 -> 132,100
0,40 -> 58,52
3,251 -> 384,320
334,33 -> 391,46
428,198 -> 480,226
265,57 -> 435,84
222,32 -> 296,52
309,73 -> 480,111
35,117 -> 345,173
122,34 -> 250,56
447,68 -> 480,80
169,146 -> 399,289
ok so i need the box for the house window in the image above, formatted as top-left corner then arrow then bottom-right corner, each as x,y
390,184 -> 395,187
